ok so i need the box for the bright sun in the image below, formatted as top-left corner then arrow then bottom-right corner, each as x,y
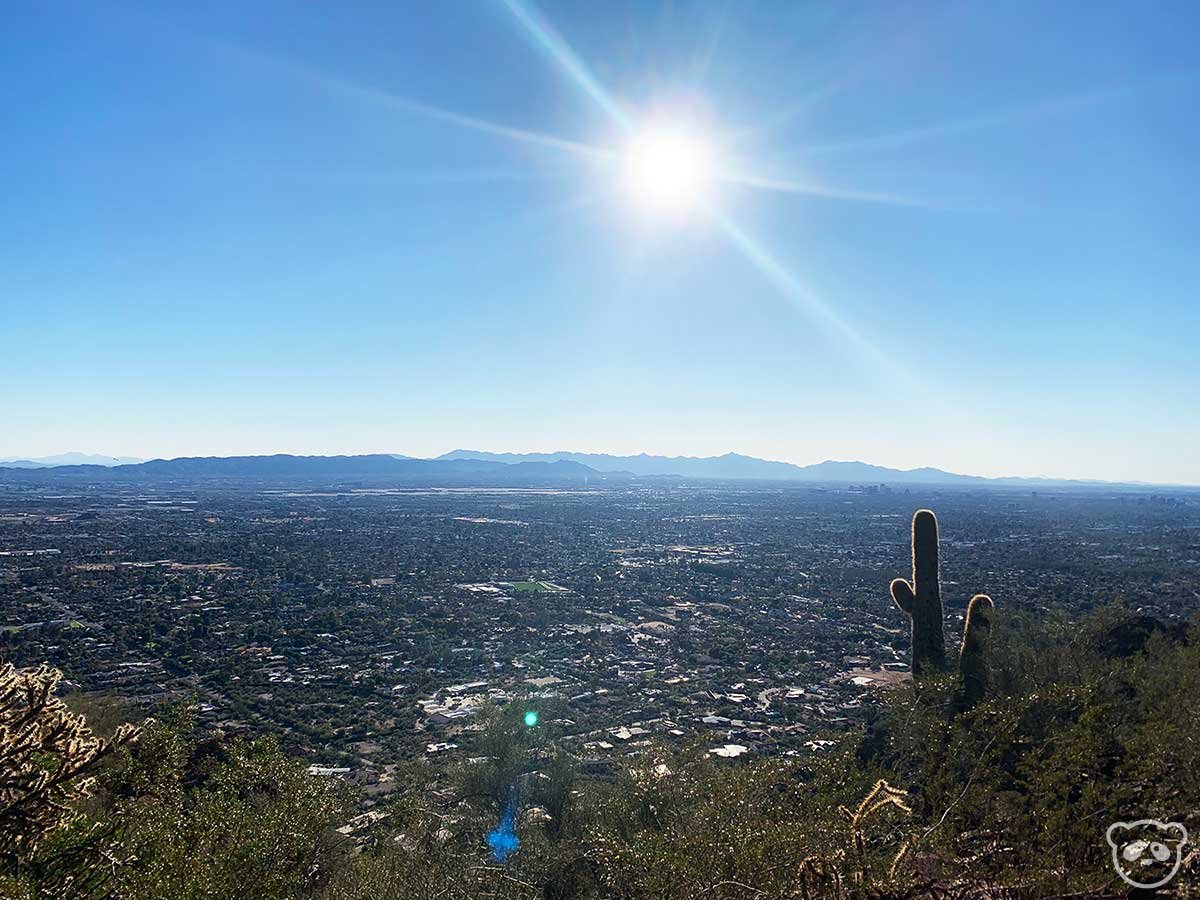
622,125 -> 715,216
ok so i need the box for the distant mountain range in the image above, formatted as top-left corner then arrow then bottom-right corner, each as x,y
0,452 -> 144,468
0,454 -> 600,484
437,450 -> 1142,487
0,450 -> 1178,488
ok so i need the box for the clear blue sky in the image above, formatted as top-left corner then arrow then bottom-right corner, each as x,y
3,1 -> 1198,482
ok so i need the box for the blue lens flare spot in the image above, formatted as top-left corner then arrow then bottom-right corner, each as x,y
523,710 -> 539,727
487,803 -> 519,862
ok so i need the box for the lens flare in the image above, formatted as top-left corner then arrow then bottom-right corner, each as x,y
487,802 -> 520,861
523,710 -> 539,727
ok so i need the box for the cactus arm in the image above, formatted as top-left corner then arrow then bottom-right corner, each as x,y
890,578 -> 916,614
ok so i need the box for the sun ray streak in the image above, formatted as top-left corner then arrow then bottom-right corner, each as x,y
223,40 -> 614,162
498,0 -> 632,130
258,166 -> 578,188
727,72 -> 865,149
688,0 -> 734,88
795,78 -> 1187,158
714,215 -> 919,391
717,170 -> 960,211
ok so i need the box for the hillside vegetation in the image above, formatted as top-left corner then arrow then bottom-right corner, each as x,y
1,512 -> 1198,898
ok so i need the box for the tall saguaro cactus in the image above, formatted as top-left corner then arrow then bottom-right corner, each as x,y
890,509 -> 946,676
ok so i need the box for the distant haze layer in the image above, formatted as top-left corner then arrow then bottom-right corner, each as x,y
0,450 -> 1187,487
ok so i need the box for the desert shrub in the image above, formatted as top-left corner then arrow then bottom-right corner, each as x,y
103,709 -> 353,900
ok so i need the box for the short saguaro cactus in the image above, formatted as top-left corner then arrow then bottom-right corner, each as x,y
955,593 -> 994,711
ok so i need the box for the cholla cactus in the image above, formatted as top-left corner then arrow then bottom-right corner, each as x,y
839,779 -> 912,830
839,780 -> 912,885
954,594 -> 994,712
890,509 -> 947,676
0,658 -> 138,866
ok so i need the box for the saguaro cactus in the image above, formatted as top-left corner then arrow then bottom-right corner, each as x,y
890,509 -> 946,676
955,593 -> 994,712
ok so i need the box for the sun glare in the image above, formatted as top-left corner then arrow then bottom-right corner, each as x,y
622,125 -> 715,216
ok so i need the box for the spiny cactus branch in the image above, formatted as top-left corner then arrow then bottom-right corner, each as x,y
0,658 -> 140,867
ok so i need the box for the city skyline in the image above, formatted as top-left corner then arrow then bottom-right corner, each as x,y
4,2 -> 1199,483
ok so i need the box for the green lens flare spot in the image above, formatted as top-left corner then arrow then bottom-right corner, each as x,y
523,710 -> 539,728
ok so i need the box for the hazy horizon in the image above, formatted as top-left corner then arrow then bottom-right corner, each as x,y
4,2 -> 1199,484
3,444 -> 1198,486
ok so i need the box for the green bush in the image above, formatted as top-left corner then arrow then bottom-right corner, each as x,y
105,710 -> 353,900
